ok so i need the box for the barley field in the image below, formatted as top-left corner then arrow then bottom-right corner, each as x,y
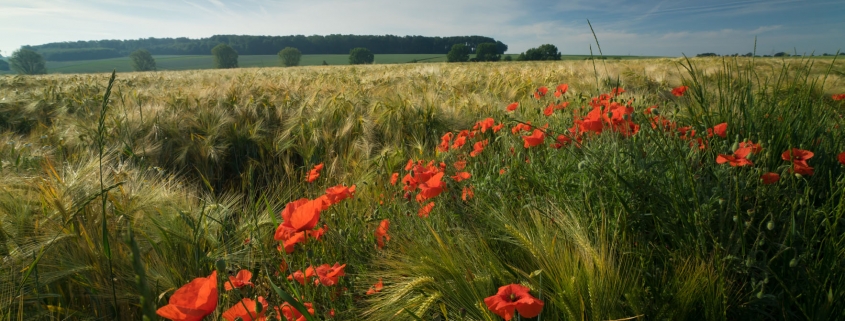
1,57 -> 845,320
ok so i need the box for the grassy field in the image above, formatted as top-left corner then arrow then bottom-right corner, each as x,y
1,57 -> 845,320
0,54 -> 658,75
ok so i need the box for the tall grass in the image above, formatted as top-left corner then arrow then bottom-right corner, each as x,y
0,57 -> 843,320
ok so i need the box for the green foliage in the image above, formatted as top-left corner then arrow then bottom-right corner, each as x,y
520,44 -> 562,61
10,48 -> 47,74
278,47 -> 302,67
129,49 -> 156,71
211,43 -> 238,69
503,55 -> 513,62
475,42 -> 501,62
446,44 -> 470,62
0,59 -> 9,71
37,47 -> 121,61
349,47 -> 374,65
24,35 -> 508,56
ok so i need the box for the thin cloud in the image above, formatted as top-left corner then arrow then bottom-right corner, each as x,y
0,0 -> 842,57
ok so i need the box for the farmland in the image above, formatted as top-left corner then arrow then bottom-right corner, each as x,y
0,54 -> 655,75
1,57 -> 845,320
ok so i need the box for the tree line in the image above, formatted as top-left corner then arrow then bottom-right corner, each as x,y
23,34 -> 508,61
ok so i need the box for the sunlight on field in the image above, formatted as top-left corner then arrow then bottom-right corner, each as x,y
1,58 -> 844,320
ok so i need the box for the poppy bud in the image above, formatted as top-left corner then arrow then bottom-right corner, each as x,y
255,300 -> 264,313
767,221 -> 774,230
216,259 -> 227,274
789,258 -> 798,267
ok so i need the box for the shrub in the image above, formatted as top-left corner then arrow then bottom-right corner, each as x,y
211,43 -> 238,69
278,47 -> 302,67
9,48 -> 47,75
475,43 -> 501,62
446,44 -> 470,62
129,49 -> 156,71
0,59 -> 9,71
349,47 -> 374,65
520,44 -> 561,61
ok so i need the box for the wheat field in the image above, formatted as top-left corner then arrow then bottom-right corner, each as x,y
1,57 -> 844,320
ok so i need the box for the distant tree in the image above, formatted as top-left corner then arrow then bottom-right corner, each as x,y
10,48 -> 47,75
349,47 -> 374,65
521,44 -> 561,61
129,49 -> 156,71
743,52 -> 753,57
475,43 -> 501,62
696,53 -> 718,57
773,52 -> 788,57
503,55 -> 513,62
278,47 -> 302,67
211,43 -> 238,68
446,44 -> 470,62
0,59 -> 9,71
322,60 -> 329,65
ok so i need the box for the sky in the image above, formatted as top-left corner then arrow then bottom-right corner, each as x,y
1,0 -> 843,57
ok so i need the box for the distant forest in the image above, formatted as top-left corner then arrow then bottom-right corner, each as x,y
24,34 -> 508,61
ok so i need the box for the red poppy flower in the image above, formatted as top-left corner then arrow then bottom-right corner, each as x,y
462,185 -> 475,201
470,140 -> 488,157
554,84 -> 568,97
833,94 -> 845,101
716,147 -> 754,167
374,219 -> 390,249
452,135 -> 467,149
671,86 -> 689,97
416,172 -> 446,202
451,171 -> 471,182
477,118 -> 496,133
522,129 -> 546,148
437,132 -> 453,152
506,102 -> 519,112
838,152 -> 845,165
277,302 -> 315,321
309,224 -> 327,240
707,123 -> 727,138
390,172 -> 399,185
611,87 -> 625,96
543,103 -> 555,117
305,163 -> 323,183
287,267 -> 315,285
404,159 -> 415,171
492,122 -> 505,133
761,172 -> 780,185
323,185 -> 356,206
279,232 -> 306,254
366,279 -> 384,295
781,148 -> 815,175
739,140 -> 762,154
314,263 -> 346,286
222,297 -> 268,321
534,86 -> 548,99
483,284 -> 544,321
453,160 -> 467,170
156,271 -> 218,321
225,269 -> 254,291
419,202 -> 435,218
499,168 -> 507,175
274,198 -> 326,242
555,101 -> 569,110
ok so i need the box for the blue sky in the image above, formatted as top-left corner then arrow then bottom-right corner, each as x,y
1,0 -> 843,57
